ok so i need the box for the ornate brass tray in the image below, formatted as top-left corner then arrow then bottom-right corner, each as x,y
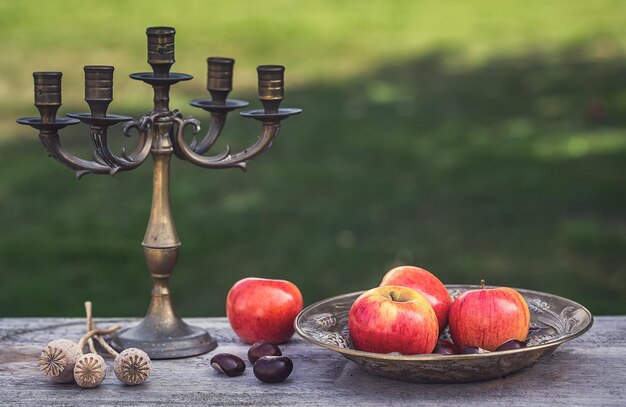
295,285 -> 593,383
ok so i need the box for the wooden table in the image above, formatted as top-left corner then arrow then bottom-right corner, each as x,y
1,317 -> 624,406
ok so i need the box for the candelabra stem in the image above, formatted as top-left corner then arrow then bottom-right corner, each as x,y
153,85 -> 170,112
144,120 -> 179,249
110,117 -> 216,358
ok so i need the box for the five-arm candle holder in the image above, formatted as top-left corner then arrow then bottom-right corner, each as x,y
17,26 -> 302,359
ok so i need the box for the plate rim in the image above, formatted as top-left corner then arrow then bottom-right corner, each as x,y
295,285 -> 594,362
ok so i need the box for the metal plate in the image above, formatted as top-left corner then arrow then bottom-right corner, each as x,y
16,117 -> 80,130
66,112 -> 133,126
129,72 -> 193,85
240,108 -> 302,121
189,98 -> 250,112
295,285 -> 593,383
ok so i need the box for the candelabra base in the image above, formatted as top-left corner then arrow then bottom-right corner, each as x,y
110,316 -> 216,359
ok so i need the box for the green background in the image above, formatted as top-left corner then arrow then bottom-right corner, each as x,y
0,0 -> 624,317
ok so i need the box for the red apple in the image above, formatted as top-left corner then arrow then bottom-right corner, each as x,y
448,282 -> 530,351
348,285 -> 439,355
226,277 -> 303,344
379,265 -> 452,332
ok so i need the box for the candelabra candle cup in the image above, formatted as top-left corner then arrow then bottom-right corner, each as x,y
84,66 -> 114,118
34,72 -> 62,123
146,26 -> 175,77
207,57 -> 234,105
257,65 -> 284,114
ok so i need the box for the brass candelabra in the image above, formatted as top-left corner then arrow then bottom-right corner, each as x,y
17,26 -> 301,359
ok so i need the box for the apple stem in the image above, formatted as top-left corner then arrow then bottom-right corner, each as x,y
480,279 -> 486,289
389,291 -> 398,302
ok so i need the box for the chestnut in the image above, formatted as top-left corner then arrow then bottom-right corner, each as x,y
496,339 -> 526,351
248,342 -> 282,364
253,356 -> 293,383
432,339 -> 459,355
210,353 -> 246,377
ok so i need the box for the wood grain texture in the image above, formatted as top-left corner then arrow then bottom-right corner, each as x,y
0,317 -> 624,406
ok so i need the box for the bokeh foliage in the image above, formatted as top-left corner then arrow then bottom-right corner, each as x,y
0,0 -> 624,316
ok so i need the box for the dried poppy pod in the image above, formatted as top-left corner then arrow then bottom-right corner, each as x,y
113,348 -> 152,385
73,353 -> 107,388
93,335 -> 152,385
71,325 -> 123,388
37,324 -> 121,384
38,339 -> 83,383
82,301 -> 152,386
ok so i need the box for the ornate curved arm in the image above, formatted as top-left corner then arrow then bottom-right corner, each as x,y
171,115 -> 243,169
216,122 -> 280,165
88,115 -> 153,175
172,115 -> 280,171
172,109 -> 227,154
191,112 -> 226,154
121,115 -> 153,162
36,127 -> 112,180
90,127 -> 122,168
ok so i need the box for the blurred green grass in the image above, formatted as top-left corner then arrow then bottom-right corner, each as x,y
0,1 -> 625,317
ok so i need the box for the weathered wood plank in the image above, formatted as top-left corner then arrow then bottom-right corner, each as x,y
0,317 -> 624,406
